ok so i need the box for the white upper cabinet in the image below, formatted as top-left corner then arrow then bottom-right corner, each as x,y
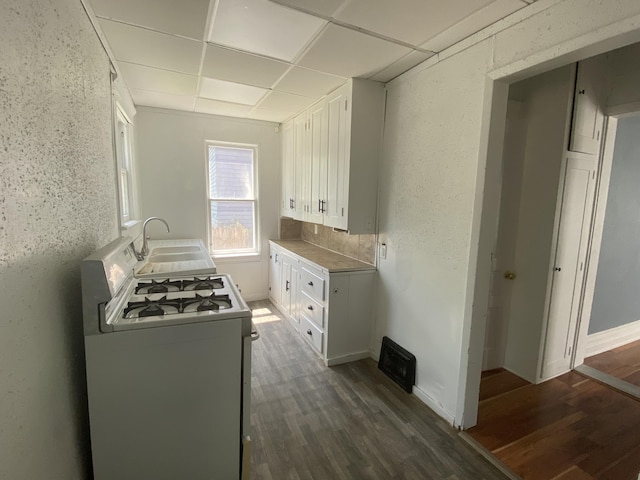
293,111 -> 309,220
569,56 -> 606,155
281,119 -> 295,217
280,78 -> 385,234
308,99 -> 328,225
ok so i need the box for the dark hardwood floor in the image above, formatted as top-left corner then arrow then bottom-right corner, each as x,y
584,339 -> 640,388
248,300 -> 508,480
467,368 -> 640,480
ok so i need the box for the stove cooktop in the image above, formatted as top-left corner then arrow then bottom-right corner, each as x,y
110,274 -> 250,330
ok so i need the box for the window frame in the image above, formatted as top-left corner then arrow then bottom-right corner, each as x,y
114,104 -> 137,228
205,141 -> 260,259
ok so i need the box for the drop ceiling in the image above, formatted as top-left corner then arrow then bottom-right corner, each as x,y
88,0 -> 536,123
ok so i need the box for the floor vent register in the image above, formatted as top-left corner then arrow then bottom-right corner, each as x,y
378,336 -> 416,393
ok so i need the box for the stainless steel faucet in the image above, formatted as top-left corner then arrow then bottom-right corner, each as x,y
135,217 -> 170,260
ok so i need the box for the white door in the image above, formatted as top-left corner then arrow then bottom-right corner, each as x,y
482,100 -> 526,370
541,153 -> 598,379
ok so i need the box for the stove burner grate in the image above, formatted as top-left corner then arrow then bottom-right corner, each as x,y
182,277 -> 225,291
135,279 -> 183,294
182,293 -> 232,313
124,296 -> 182,319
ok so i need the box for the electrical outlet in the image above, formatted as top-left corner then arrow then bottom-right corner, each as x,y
380,242 -> 387,259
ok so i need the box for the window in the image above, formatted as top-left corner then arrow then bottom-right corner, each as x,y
206,143 -> 258,256
115,106 -> 135,225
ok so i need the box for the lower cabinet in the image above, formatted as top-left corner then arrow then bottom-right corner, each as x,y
269,243 -> 376,366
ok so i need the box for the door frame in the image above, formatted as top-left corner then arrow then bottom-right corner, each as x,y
572,107 -> 640,366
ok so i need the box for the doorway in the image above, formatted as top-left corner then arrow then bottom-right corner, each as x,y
481,43 -> 640,387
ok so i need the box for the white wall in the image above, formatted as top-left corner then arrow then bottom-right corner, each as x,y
135,107 -> 281,301
0,0 -> 118,478
375,0 -> 640,426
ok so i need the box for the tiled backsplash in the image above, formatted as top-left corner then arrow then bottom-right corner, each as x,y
279,217 -> 376,265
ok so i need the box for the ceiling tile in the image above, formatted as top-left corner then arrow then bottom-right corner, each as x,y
194,98 -> 254,117
209,0 -> 326,62
297,23 -> 411,78
420,0 -> 526,53
118,62 -> 198,96
202,45 -> 290,88
89,0 -> 210,40
267,0 -> 347,18
99,19 -> 203,74
247,108 -> 291,123
130,89 -> 195,111
199,77 -> 268,105
273,66 -> 345,98
369,50 -> 434,82
335,0 -> 494,47
256,91 -> 316,112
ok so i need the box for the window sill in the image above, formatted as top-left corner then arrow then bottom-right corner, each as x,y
120,219 -> 141,231
212,252 -> 262,264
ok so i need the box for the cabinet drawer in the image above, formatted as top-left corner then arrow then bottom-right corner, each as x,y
300,267 -> 324,302
300,291 -> 324,329
300,314 -> 323,354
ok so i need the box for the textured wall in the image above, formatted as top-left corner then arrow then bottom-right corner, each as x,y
135,107 -> 280,301
377,41 -> 491,421
0,0 -> 118,478
590,114 -> 640,334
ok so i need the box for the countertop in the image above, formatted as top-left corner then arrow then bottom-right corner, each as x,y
134,238 -> 216,278
270,240 -> 375,273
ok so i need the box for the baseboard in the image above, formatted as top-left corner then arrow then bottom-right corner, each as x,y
575,364 -> 640,400
585,320 -> 640,357
326,351 -> 370,366
458,433 -> 522,480
412,385 -> 455,425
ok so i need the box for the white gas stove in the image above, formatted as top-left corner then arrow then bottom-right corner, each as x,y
81,236 -> 254,480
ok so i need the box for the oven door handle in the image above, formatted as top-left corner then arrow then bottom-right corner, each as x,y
250,322 -> 260,342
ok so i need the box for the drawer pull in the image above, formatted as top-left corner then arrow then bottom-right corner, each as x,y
308,281 -> 314,286
285,280 -> 290,291
307,305 -> 313,311
306,329 -> 312,336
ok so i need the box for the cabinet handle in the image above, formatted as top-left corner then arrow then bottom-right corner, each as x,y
306,329 -> 312,336
307,305 -> 313,311
318,199 -> 322,213
308,281 -> 313,286
321,199 -> 326,213
286,280 -> 290,291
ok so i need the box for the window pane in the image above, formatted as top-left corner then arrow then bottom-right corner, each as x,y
208,146 -> 253,199
210,200 -> 255,252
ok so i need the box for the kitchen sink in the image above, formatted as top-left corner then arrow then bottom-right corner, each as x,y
150,246 -> 200,255
147,252 -> 202,263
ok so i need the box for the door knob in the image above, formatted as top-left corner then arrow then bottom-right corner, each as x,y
504,271 -> 516,280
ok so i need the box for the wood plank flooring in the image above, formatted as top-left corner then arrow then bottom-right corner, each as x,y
584,339 -> 640,388
467,369 -> 640,480
248,300 -> 508,480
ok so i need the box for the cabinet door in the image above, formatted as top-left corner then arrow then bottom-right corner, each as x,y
293,112 -> 309,221
308,99 -> 328,224
541,154 -> 598,379
325,84 -> 350,230
268,247 -> 282,305
569,57 -> 605,155
281,120 -> 295,217
280,256 -> 298,329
